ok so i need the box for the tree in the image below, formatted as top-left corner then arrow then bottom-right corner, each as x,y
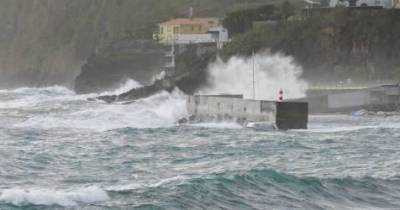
320,0 -> 330,7
222,5 -> 277,37
223,5 -> 400,82
280,1 -> 295,21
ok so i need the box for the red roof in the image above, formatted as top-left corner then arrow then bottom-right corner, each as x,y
160,18 -> 218,25
160,18 -> 200,25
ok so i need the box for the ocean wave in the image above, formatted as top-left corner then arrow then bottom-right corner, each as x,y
0,186 -> 109,207
0,78 -> 140,96
0,78 -> 165,113
299,122 -> 400,133
106,175 -> 188,192
0,86 -> 78,109
0,86 -> 74,95
97,78 -> 143,96
118,169 -> 400,210
186,122 -> 243,129
0,79 -> 141,110
303,125 -> 381,133
10,87 -> 187,131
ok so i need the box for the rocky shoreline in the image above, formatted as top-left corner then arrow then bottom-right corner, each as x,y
74,39 -> 165,94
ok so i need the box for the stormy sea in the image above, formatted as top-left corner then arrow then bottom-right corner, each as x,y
0,82 -> 400,210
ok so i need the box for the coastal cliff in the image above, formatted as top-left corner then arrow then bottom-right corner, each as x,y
1,0 -> 398,92
74,39 -> 164,94
0,0 -> 265,90
222,6 -> 400,84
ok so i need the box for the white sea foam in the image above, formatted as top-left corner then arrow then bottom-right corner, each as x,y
200,52 -> 308,100
305,125 -> 380,133
0,86 -> 78,109
151,71 -> 166,83
297,117 -> 400,133
0,186 -> 109,207
106,175 -> 188,192
187,122 -> 243,129
149,175 -> 187,188
98,78 -> 143,96
0,78 -> 188,130
13,88 -> 188,131
0,85 -> 73,95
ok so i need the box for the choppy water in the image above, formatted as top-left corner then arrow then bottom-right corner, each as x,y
1,86 -> 400,210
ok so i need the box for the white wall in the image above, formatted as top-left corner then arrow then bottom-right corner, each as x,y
187,96 -> 277,122
329,0 -> 393,8
328,90 -> 370,109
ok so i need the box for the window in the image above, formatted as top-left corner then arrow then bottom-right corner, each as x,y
173,26 -> 179,34
160,27 -> 163,34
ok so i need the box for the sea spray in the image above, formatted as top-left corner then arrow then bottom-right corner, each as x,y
0,80 -> 188,131
13,89 -> 187,131
98,78 -> 143,96
0,186 -> 109,207
200,52 -> 308,100
151,71 -> 167,83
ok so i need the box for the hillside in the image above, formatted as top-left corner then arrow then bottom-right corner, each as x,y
0,0 -> 302,89
222,6 -> 400,84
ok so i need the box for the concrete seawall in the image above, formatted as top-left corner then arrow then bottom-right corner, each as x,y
294,84 -> 400,113
186,95 -> 308,130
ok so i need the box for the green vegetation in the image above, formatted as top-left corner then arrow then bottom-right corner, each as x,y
0,0 -> 304,88
222,1 -> 299,37
222,5 -> 278,36
171,0 -> 400,85
175,45 -> 218,93
2,0 -> 398,88
220,5 -> 400,83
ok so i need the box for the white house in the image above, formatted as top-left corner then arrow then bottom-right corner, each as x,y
160,25 -> 229,49
329,0 -> 395,8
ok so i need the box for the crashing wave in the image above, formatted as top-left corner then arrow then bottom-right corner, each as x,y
0,186 -> 109,207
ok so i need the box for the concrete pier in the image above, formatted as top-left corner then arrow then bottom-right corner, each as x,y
294,84 -> 400,113
186,95 -> 308,130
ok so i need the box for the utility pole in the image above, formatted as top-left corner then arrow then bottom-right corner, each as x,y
252,50 -> 256,100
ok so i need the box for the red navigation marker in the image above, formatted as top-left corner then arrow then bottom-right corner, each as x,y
278,89 -> 283,102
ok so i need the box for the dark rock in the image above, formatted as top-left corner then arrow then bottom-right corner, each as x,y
74,39 -> 165,94
178,118 -> 188,124
93,78 -> 174,103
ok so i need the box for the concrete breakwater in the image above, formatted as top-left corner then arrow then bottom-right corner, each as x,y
186,95 -> 308,130
294,84 -> 400,114
92,81 -> 309,130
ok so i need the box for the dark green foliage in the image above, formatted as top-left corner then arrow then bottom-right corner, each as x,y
222,1 -> 299,36
175,45 -> 217,93
280,0 -> 295,21
222,7 -> 400,83
222,5 -> 278,37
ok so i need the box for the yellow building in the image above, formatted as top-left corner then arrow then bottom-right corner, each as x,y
155,18 -> 220,42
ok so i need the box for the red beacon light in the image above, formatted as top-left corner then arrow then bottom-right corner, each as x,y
278,89 -> 283,102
